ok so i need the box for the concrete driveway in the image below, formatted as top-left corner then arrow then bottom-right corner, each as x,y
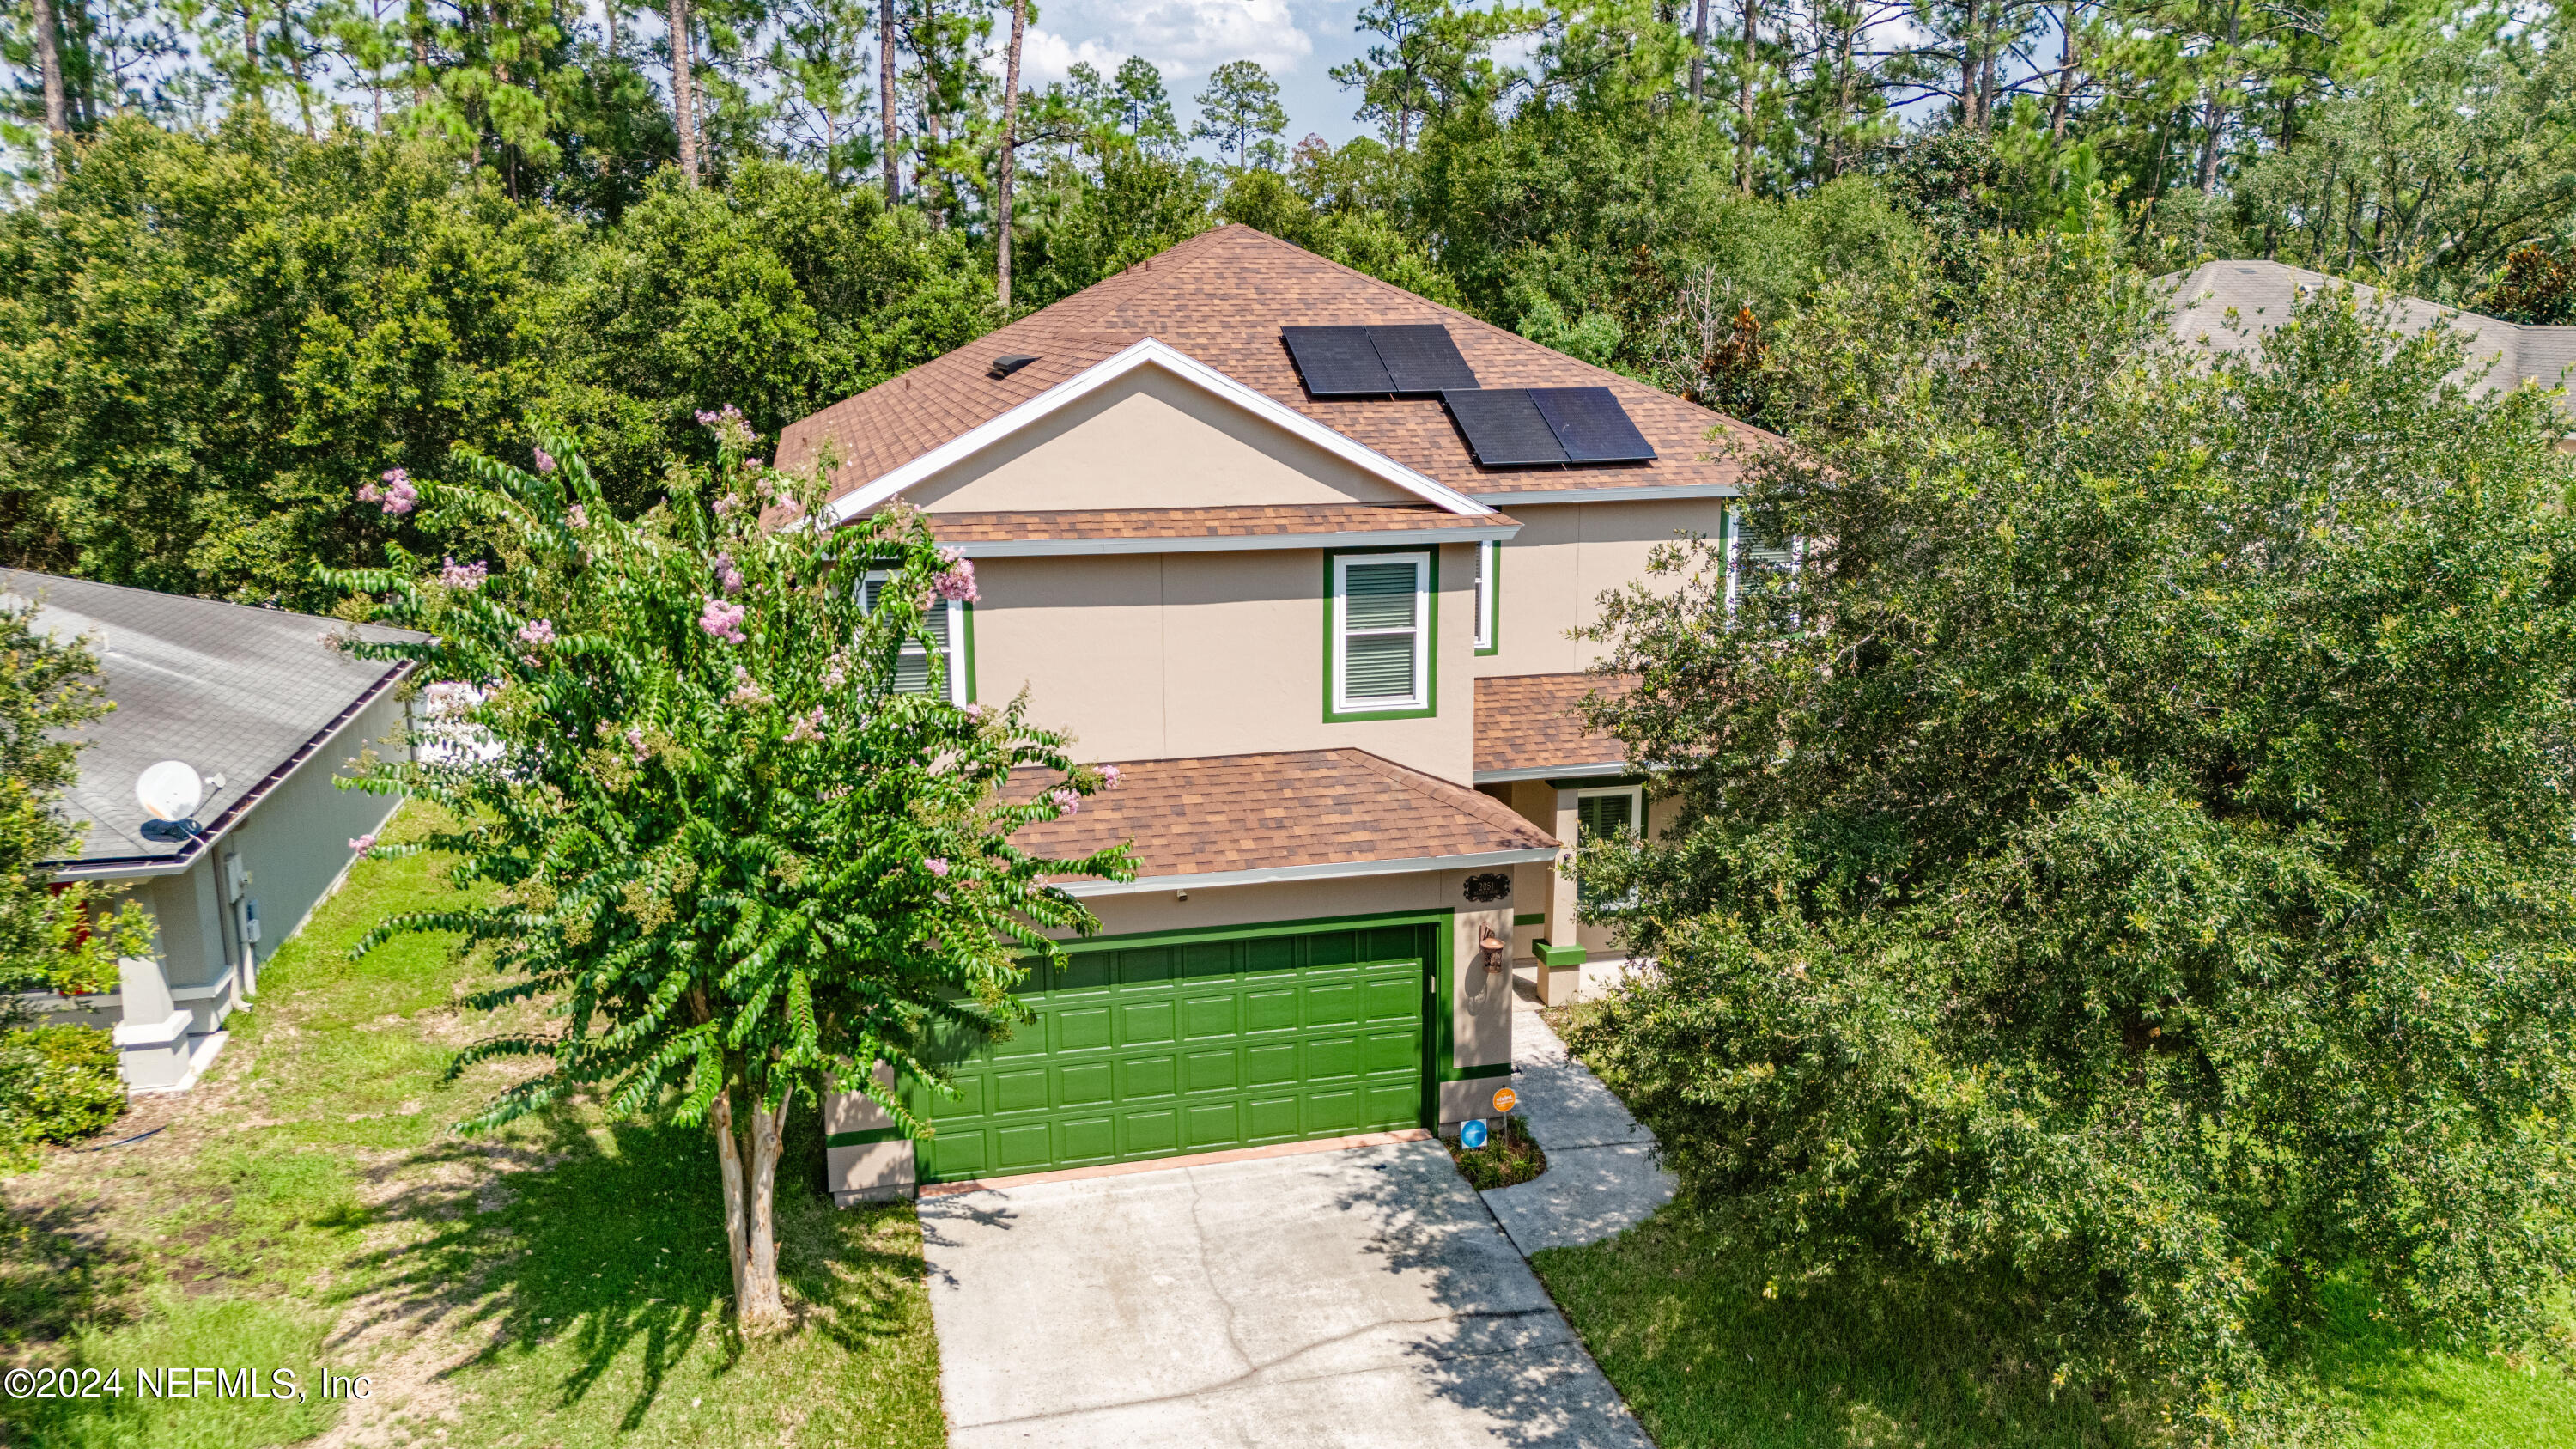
917,1139 -> 1654,1448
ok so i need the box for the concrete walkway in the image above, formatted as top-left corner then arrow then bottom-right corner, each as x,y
1480,985 -> 1675,1257
918,1140 -> 1655,1448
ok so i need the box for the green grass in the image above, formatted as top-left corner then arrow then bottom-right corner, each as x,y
1445,1115 -> 1547,1190
1532,1192 -> 2576,1449
1,805 -> 945,1448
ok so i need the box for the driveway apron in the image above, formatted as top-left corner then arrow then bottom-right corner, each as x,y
917,1139 -> 1654,1448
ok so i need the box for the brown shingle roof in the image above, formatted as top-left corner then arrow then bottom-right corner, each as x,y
927,503 -> 1516,548
1474,673 -> 1638,779
1012,748 -> 1557,885
779,225 -> 1771,508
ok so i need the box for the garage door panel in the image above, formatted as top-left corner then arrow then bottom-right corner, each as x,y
1181,995 -> 1238,1039
1184,1101 -> 1240,1148
1123,1108 -> 1178,1156
1246,988 -> 1300,1032
1245,1042 -> 1299,1085
1118,1054 -> 1177,1100
913,921 -> 1433,1183
1118,1000 -> 1177,1046
1248,1095 -> 1301,1142
1182,1048 -> 1240,1093
1305,1033 -> 1361,1080
1060,1116 -> 1117,1164
995,1068 -> 1052,1114
1054,1006 -> 1113,1053
1058,1061 -> 1114,1106
1117,947 -> 1180,988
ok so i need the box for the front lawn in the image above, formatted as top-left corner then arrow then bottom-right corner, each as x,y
1,804 -> 945,1448
1531,1027 -> 2576,1449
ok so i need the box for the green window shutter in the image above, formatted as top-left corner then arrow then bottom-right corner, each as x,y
1577,792 -> 1634,841
1340,561 -> 1420,703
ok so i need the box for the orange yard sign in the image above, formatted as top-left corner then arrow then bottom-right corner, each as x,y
1492,1087 -> 1518,1114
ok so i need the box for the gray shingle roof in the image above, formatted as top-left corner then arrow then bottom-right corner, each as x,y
2160,260 -> 2576,420
1,570 -> 424,867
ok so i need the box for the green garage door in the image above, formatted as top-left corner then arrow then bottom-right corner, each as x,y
909,919 -> 1436,1184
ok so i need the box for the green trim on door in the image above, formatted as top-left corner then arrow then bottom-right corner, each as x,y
907,913 -> 1447,1184
1512,912 -> 1545,926
1448,1062 -> 1514,1081
959,600 -> 978,704
825,1126 -> 908,1148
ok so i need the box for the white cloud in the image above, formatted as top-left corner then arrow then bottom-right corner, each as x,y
1016,0 -> 1315,87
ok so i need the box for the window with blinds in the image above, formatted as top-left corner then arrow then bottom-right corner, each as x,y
860,572 -> 967,703
1330,551 -> 1431,716
1727,507 -> 1800,612
1472,539 -> 1498,654
1575,788 -> 1640,909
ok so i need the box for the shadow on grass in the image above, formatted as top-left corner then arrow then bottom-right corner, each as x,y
0,1194 -> 142,1349
330,1096 -> 919,1432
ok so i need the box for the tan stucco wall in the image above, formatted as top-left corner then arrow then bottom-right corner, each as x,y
973,542 -> 1478,782
904,365 -> 1420,513
1477,498 -> 1731,676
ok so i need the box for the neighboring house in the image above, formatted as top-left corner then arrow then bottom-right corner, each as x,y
3,571 -> 417,1093
2163,259 -> 2576,430
778,224 -> 1777,1200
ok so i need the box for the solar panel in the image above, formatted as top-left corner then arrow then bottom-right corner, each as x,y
1443,389 -> 1569,466
1366,325 -> 1479,393
1281,326 -> 1394,396
1529,387 -> 1657,463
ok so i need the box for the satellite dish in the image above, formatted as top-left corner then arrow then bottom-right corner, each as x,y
137,760 -> 206,822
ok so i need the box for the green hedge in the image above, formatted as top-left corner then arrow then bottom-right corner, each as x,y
0,1024 -> 126,1169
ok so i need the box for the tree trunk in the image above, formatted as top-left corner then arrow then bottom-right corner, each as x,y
1958,0 -> 1978,129
669,0 -> 696,186
283,0 -> 318,139
33,0 -> 68,160
739,1083 -> 791,1329
708,1076 -> 751,1309
2050,3 -> 2079,140
410,2 -> 429,107
1735,0 -> 1758,195
1977,10 -> 1996,131
880,0 -> 899,206
998,0 -> 1024,308
1689,0 -> 1709,105
2196,2 -> 2239,195
605,0 -> 617,58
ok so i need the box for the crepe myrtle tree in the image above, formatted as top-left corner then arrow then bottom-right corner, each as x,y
319,411 -> 1132,1330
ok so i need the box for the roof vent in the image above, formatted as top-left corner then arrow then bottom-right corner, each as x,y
988,354 -> 1039,379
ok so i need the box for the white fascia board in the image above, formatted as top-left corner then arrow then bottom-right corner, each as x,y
824,338 -> 1493,525
1057,845 -> 1560,898
1471,483 -> 1741,506
1472,761 -> 1631,786
953,521 -> 1521,558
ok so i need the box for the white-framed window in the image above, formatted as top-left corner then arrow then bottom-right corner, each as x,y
1573,785 -> 1643,910
1328,550 -> 1433,717
860,571 -> 970,705
1472,539 -> 1499,654
1726,506 -> 1800,612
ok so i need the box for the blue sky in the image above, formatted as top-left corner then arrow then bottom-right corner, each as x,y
1021,0 -> 1381,147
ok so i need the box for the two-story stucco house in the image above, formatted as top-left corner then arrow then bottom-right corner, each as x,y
781,225 -> 1772,1201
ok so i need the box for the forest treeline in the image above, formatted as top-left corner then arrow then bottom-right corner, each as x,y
3,1 -> 2573,606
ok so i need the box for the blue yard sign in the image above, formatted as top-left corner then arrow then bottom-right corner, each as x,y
1460,1119 -> 1490,1151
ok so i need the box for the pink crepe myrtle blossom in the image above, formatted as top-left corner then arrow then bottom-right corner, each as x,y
533,446 -> 557,474
625,726 -> 649,762
361,468 -> 417,516
695,405 -> 756,452
1050,787 -> 1081,816
349,834 -> 377,856
932,556 -> 979,603
924,857 -> 951,878
567,503 -> 587,529
440,557 -> 489,590
785,705 -> 826,743
713,495 -> 739,519
516,618 -> 556,648
713,551 -> 744,594
698,597 -> 747,643
726,666 -> 769,708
